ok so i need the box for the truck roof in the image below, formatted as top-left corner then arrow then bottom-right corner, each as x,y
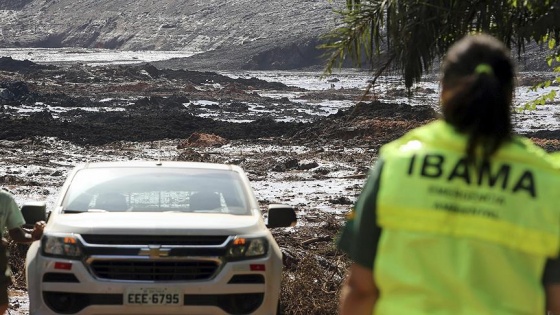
76,160 -> 240,172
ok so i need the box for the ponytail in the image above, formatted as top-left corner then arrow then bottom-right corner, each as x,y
441,34 -> 515,162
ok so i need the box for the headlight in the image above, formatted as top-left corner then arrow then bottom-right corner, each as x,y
226,237 -> 268,260
41,234 -> 83,259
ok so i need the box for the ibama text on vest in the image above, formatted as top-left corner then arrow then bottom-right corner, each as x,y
407,153 -> 536,198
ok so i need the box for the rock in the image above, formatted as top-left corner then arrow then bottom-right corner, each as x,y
297,161 -> 319,170
329,196 -> 353,205
177,132 -> 228,148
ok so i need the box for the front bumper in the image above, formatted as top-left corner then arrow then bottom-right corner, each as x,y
28,254 -> 281,315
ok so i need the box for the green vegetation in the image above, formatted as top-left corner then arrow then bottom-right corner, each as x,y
321,0 -> 559,104
523,34 -> 560,109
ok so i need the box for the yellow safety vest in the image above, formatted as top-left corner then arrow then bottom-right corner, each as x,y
374,120 -> 560,315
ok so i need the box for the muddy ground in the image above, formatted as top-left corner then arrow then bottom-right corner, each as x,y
1,56 -> 560,314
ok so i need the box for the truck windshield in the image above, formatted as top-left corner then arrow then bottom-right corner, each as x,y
61,167 -> 250,215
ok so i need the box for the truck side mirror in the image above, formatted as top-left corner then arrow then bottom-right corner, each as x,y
21,202 -> 47,228
267,204 -> 297,228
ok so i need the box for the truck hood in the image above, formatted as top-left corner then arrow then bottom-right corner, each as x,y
46,212 -> 265,236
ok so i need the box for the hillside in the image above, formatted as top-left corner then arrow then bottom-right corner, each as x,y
0,0 -> 339,70
0,1 -> 556,73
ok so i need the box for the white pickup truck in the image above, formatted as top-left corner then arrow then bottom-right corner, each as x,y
23,161 -> 297,315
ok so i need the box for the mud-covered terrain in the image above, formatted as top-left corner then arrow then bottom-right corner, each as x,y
0,56 -> 444,147
1,56 -> 559,314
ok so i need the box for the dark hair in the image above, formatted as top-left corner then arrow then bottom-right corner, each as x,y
440,34 -> 515,162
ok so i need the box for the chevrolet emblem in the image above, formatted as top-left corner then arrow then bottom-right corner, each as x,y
139,245 -> 170,258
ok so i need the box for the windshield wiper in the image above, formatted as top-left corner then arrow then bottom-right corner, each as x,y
62,209 -> 109,213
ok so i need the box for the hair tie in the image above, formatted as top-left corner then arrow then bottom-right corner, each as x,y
474,63 -> 494,76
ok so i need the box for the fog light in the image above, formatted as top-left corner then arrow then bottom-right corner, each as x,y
219,293 -> 264,314
43,291 -> 88,314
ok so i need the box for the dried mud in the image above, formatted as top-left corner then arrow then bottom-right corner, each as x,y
1,56 -> 559,314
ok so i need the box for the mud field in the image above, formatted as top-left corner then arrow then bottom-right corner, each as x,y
1,56 -> 559,314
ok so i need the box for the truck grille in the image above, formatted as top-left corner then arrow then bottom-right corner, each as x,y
90,260 -> 220,281
81,234 -> 229,246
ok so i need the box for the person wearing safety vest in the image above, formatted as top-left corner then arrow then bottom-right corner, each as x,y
337,34 -> 560,315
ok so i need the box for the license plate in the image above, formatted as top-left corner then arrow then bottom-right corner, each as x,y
124,287 -> 182,306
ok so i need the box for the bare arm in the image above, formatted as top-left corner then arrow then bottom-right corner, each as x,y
8,227 -> 33,243
339,263 -> 378,315
547,284 -> 560,314
7,221 -> 46,243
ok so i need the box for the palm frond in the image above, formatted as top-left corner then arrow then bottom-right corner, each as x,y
321,0 -> 559,90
